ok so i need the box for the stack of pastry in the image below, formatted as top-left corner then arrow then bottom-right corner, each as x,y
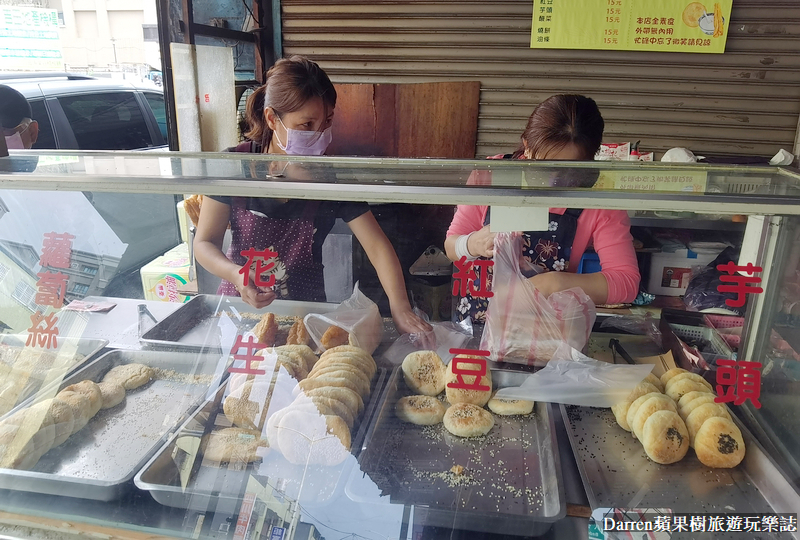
219,344 -> 374,467
611,372 -> 689,465
0,363 -> 153,470
395,351 -> 533,438
664,368 -> 745,469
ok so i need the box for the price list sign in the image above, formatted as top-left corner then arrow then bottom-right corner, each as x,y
531,0 -> 733,54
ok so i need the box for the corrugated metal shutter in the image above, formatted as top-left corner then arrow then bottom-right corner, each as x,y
281,1 -> 800,158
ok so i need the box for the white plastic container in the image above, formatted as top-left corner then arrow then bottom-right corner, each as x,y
647,249 -> 718,296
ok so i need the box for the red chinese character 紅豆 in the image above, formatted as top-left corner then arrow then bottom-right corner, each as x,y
26,311 -> 59,349
452,257 -> 494,299
39,232 -> 75,269
36,271 -> 69,307
239,247 -> 278,288
715,359 -> 762,408
447,348 -> 490,391
716,262 -> 763,308
228,335 -> 267,375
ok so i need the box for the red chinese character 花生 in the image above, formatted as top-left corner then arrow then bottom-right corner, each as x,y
228,335 -> 267,375
715,359 -> 762,408
39,232 -> 75,269
716,262 -> 763,308
239,247 -> 278,288
26,311 -> 59,349
36,271 -> 69,307
447,348 -> 491,391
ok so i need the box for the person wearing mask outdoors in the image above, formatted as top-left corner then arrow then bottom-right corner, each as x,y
444,94 -> 640,324
194,55 -> 431,335
1,85 -> 39,150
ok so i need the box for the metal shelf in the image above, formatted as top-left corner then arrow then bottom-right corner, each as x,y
630,216 -> 746,231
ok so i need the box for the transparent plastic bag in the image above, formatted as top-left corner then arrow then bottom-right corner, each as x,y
480,232 -> 596,365
494,343 -> 653,407
599,314 -> 662,344
304,282 -> 383,354
382,308 -> 473,366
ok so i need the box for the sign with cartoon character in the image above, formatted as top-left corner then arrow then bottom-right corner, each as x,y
530,0 -> 733,53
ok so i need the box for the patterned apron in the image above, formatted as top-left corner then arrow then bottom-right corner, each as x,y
217,198 -> 327,302
455,208 -> 584,324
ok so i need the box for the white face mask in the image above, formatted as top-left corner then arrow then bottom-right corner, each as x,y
4,132 -> 24,150
273,116 -> 332,156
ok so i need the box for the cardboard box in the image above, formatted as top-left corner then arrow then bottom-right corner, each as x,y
647,249 -> 718,296
140,243 -> 192,303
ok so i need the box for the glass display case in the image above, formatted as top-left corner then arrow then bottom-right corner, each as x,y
0,151 -> 799,540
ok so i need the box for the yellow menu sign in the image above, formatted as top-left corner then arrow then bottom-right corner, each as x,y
531,0 -> 733,53
594,170 -> 708,192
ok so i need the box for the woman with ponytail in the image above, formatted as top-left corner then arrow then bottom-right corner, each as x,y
194,55 -> 431,335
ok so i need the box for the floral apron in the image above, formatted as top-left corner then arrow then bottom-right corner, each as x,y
217,198 -> 327,302
455,208 -> 583,324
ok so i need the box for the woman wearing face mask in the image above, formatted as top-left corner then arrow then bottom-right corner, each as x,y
0,85 -> 39,150
194,56 -> 431,335
444,94 -> 640,324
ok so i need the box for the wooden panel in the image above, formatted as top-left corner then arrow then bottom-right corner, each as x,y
327,83 -> 380,156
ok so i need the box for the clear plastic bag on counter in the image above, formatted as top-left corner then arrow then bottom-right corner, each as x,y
684,247 -> 745,316
382,309 -> 473,366
599,314 -> 662,344
494,343 -> 654,407
480,232 -> 596,365
304,282 -> 383,354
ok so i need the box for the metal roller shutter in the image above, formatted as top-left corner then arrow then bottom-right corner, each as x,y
280,1 -> 800,158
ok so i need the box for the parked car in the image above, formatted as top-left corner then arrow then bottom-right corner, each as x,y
2,73 -> 179,298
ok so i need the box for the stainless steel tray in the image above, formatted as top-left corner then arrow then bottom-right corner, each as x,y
140,294 -> 337,352
350,368 -> 565,537
0,334 -> 107,416
562,404 -> 800,539
135,367 -> 388,510
0,349 -> 225,501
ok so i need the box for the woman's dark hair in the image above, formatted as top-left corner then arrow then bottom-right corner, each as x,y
243,55 -> 337,150
512,94 -> 604,160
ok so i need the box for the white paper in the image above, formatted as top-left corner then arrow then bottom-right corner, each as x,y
489,205 -> 548,233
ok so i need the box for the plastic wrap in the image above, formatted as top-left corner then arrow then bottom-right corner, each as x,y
382,309 -> 473,366
304,283 -> 384,354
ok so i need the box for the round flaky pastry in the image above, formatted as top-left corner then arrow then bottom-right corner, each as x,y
644,373 -> 665,393
631,394 -> 677,440
202,427 -> 267,463
443,403 -> 494,437
641,410 -> 689,465
611,382 -> 661,432
304,386 -> 363,416
276,345 -> 318,370
685,402 -> 731,446
665,372 -> 713,395
444,356 -> 492,407
487,392 -> 534,416
665,379 -> 713,402
96,381 -> 126,410
682,2 -> 706,28
103,363 -> 153,390
401,351 -> 447,396
677,390 -> 714,411
679,394 -> 718,419
694,416 -> 745,468
293,395 -> 355,429
660,367 -> 688,387
395,395 -> 447,425
626,392 -> 664,434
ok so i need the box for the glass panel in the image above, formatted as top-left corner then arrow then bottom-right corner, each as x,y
27,100 -> 56,150
57,93 -> 153,150
142,92 -> 168,143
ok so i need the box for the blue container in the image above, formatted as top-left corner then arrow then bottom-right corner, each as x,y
577,252 -> 602,274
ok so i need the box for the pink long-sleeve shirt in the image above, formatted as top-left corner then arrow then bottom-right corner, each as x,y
447,167 -> 641,304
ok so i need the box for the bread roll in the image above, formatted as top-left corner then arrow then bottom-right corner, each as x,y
276,410 -> 351,466
665,379 -> 713,402
487,393 -> 534,416
96,381 -> 125,410
55,390 -> 92,434
641,410 -> 689,464
0,423 -> 38,470
611,382 -> 660,431
103,363 -> 153,390
445,356 -> 492,407
253,313 -> 278,346
286,319 -> 310,346
61,380 -> 102,417
45,398 -> 75,447
443,403 -> 494,437
401,351 -> 447,396
396,395 -> 447,425
321,325 -> 349,350
644,373 -> 665,393
665,372 -> 713,394
304,386 -> 363,416
0,404 -> 56,470
694,417 -> 745,468
630,394 -> 677,440
625,392 -> 663,433
202,427 -> 267,463
679,394 -> 718,419
660,368 -> 688,387
677,390 -> 713,411
685,402 -> 731,446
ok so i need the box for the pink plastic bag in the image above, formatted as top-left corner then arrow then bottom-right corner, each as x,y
480,232 -> 596,365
